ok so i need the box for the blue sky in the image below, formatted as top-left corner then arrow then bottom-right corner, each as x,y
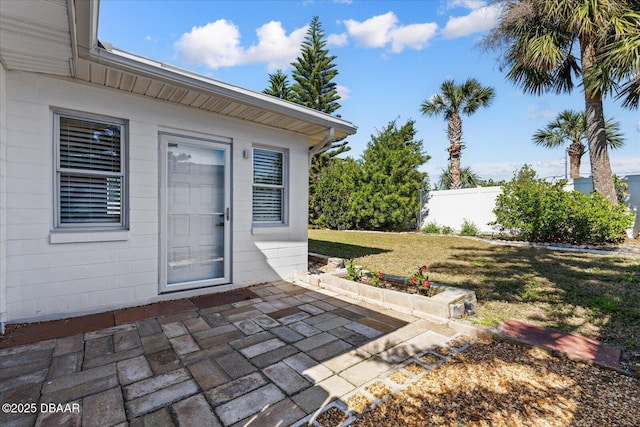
99,0 -> 639,181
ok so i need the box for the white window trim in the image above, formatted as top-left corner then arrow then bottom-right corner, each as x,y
252,146 -> 288,226
52,110 -> 128,232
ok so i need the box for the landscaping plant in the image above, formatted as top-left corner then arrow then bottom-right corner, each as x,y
345,258 -> 362,281
492,166 -> 633,244
460,219 -> 479,236
407,264 -> 431,296
422,222 -> 441,234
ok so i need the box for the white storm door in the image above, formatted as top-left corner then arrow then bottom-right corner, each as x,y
159,134 -> 230,292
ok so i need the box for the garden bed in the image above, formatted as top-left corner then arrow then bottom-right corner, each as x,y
300,254 -> 477,319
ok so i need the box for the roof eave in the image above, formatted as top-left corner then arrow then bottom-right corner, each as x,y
89,46 -> 356,137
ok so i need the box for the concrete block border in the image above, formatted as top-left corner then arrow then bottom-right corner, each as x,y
294,268 -> 477,321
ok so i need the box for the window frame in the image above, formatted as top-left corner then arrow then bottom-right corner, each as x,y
252,146 -> 288,226
53,110 -> 128,231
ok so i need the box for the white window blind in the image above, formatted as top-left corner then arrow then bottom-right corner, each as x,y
253,148 -> 285,223
56,114 -> 126,228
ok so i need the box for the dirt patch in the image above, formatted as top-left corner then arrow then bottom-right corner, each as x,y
352,338 -> 640,427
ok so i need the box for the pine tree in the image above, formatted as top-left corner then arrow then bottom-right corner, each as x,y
288,16 -> 350,224
291,16 -> 341,114
263,70 -> 294,101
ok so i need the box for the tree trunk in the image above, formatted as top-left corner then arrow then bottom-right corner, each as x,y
567,140 -> 585,180
580,37 -> 618,205
447,112 -> 463,190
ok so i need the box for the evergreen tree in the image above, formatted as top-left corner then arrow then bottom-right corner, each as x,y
288,16 -> 350,224
312,157 -> 360,230
354,120 -> 430,231
290,16 -> 341,114
263,69 -> 295,101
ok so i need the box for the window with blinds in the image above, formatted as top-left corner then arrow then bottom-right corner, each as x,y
252,148 -> 286,223
55,113 -> 126,229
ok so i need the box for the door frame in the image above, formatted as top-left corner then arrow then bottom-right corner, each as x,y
158,132 -> 231,293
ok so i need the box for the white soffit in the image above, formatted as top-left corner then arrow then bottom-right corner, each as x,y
0,0 -> 356,145
0,0 -> 73,76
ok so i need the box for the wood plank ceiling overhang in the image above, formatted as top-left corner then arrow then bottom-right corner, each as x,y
0,0 -> 356,147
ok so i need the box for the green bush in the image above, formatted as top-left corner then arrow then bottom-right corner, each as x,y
422,222 -> 441,234
313,158 -> 360,230
492,166 -> 633,245
460,219 -> 479,236
441,225 -> 454,234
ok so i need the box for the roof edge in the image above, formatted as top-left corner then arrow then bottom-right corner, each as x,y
85,45 -> 356,137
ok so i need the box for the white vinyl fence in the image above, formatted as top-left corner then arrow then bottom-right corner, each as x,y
421,175 -> 640,238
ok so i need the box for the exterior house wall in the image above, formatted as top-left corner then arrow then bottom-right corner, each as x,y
422,186 -> 502,234
0,63 -> 7,329
4,71 -> 309,323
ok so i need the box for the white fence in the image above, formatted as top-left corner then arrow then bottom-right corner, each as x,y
421,175 -> 640,238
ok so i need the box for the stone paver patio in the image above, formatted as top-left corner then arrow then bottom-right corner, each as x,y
0,281 -> 472,426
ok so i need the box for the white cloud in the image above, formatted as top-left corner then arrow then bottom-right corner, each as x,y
175,19 -> 243,69
336,84 -> 350,101
442,4 -> 501,39
175,19 -> 306,71
449,0 -> 487,10
144,35 -> 152,41
464,160 -> 566,181
343,12 -> 398,48
435,155 -> 640,182
527,105 -> 556,120
244,21 -> 307,71
637,120 -> 640,132
327,32 -> 348,47
390,23 -> 438,53
341,12 -> 437,53
611,156 -> 640,175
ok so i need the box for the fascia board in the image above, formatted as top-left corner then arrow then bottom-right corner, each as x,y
86,46 -> 357,137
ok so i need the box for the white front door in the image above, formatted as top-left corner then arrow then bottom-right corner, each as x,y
159,134 -> 230,292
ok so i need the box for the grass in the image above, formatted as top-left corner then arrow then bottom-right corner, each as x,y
309,229 -> 640,353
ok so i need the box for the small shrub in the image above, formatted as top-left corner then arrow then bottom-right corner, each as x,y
345,259 -> 362,281
422,222 -> 441,234
441,225 -> 454,234
491,166 -> 633,245
460,219 -> 479,236
370,271 -> 383,287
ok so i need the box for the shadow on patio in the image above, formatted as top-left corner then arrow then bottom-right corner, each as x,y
0,281 -> 464,426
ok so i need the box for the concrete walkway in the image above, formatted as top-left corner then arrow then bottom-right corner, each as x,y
0,281 -> 470,426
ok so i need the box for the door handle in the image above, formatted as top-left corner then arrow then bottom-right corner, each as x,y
226,207 -> 230,220
216,222 -> 225,227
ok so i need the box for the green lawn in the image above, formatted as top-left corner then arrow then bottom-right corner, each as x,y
309,229 -> 640,353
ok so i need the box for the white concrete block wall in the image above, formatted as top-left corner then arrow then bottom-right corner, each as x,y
423,177 -> 640,238
422,186 -> 502,234
623,175 -> 640,238
5,71 -> 309,323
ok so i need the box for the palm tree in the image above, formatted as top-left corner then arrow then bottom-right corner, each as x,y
438,165 -> 482,190
532,110 -> 625,179
485,0 -> 638,205
420,78 -> 495,190
597,7 -> 640,109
